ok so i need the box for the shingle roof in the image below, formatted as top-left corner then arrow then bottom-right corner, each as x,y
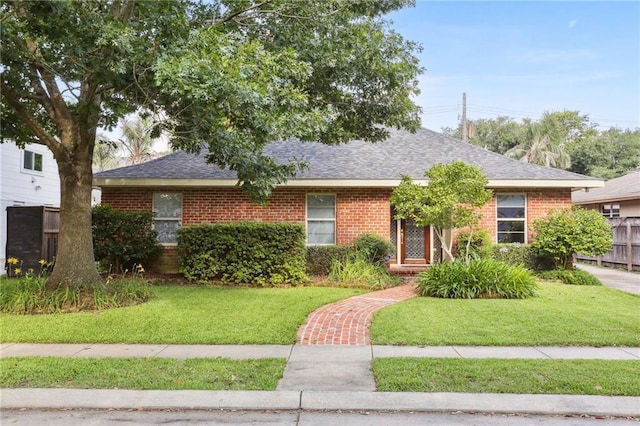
94,128 -> 598,184
572,171 -> 640,204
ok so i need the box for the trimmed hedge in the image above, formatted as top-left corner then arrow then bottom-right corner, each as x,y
487,243 -> 553,270
177,222 -> 307,286
537,269 -> 603,286
306,245 -> 354,276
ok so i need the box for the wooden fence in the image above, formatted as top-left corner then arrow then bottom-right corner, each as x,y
577,217 -> 640,271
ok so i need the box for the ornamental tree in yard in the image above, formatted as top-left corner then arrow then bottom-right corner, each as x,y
1,0 -> 422,290
532,207 -> 612,269
390,161 -> 493,261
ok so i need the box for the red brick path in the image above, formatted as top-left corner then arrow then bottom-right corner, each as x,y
296,284 -> 418,345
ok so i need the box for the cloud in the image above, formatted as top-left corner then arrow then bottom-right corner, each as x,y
569,19 -> 578,28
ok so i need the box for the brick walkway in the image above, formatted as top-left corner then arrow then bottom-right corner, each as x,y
296,284 -> 418,345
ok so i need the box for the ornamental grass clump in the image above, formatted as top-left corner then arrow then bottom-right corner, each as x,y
417,258 -> 537,299
0,259 -> 152,314
328,233 -> 400,290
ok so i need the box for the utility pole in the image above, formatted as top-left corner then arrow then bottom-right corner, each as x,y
462,92 -> 467,142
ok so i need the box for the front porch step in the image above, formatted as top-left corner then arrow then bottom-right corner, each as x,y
388,264 -> 429,275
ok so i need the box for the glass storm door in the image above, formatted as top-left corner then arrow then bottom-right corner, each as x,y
391,217 -> 430,264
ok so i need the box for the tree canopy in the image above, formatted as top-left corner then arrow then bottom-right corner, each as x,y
443,111 -> 639,179
1,0 -> 423,289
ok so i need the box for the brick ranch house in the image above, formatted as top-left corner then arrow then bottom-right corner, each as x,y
94,128 -> 603,273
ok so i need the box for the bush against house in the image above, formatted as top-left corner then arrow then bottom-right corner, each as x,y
306,245 -> 354,276
177,222 -> 307,286
92,205 -> 160,273
532,207 -> 612,269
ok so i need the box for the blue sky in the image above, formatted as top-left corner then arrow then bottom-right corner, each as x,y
387,1 -> 639,131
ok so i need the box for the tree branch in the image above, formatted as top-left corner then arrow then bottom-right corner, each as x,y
1,79 -> 60,154
25,63 -> 55,118
215,0 -> 273,25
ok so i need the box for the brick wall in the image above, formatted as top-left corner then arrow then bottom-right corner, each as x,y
101,186 -> 393,245
476,188 -> 573,243
101,186 -> 571,271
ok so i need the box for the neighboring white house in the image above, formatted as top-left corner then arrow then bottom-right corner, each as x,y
0,142 -> 60,273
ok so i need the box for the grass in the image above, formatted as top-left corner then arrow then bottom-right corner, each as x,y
0,285 -> 363,344
373,358 -> 640,396
0,357 -> 285,390
371,282 -> 640,346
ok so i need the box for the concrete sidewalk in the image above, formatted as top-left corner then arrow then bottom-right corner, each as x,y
2,342 -> 638,360
2,343 -> 639,417
576,263 -> 640,295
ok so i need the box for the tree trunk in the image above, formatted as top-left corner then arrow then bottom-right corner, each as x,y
46,152 -> 102,290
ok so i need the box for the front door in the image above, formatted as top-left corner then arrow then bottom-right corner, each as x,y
391,216 -> 431,265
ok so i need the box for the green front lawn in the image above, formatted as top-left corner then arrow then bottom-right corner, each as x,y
371,282 -> 640,346
0,357 -> 285,390
373,358 -> 640,396
0,286 -> 363,344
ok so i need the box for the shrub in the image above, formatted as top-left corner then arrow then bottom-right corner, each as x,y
306,245 -> 354,276
353,233 -> 396,265
329,256 -> 401,290
177,222 -> 307,286
488,244 -> 541,270
537,269 -> 602,286
92,205 -> 160,273
417,258 -> 537,299
455,229 -> 491,260
532,207 -> 612,269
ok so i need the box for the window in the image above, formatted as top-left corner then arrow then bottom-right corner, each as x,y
153,193 -> 183,244
307,194 -> 336,245
602,204 -> 620,218
23,150 -> 43,172
497,194 -> 526,243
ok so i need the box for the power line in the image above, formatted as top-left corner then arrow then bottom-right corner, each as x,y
422,102 -> 639,128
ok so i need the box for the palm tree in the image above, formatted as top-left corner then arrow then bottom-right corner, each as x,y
92,134 -> 118,171
505,123 -> 571,169
119,116 -> 158,165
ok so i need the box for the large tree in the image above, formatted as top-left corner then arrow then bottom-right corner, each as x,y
442,115 -> 526,154
1,0 -> 422,290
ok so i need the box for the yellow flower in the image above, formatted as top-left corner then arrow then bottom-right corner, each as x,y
7,257 -> 18,265
137,264 -> 145,273
39,259 -> 47,266
28,268 -> 34,274
14,268 -> 22,275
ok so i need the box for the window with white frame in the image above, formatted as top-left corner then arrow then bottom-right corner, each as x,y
153,193 -> 183,244
23,150 -> 43,173
602,204 -> 620,218
306,194 -> 336,245
496,194 -> 526,243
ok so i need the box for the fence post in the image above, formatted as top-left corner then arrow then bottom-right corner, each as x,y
627,221 -> 633,272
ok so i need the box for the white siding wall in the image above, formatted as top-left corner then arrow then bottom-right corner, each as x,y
1,142 -> 60,272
